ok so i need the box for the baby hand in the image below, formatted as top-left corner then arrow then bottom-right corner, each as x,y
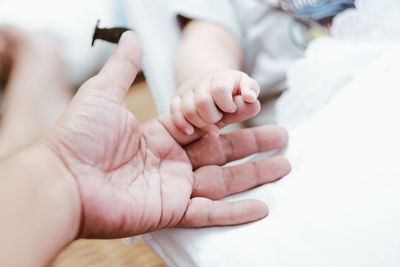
171,70 -> 260,137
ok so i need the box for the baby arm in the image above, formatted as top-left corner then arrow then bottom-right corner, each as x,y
173,20 -> 260,136
175,20 -> 242,86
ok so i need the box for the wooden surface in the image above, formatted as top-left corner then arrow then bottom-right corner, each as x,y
124,75 -> 158,123
49,75 -> 166,267
49,239 -> 165,267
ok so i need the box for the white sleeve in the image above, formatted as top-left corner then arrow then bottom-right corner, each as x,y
171,0 -> 243,44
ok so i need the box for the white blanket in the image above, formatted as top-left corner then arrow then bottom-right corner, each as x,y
145,40 -> 400,266
139,1 -> 400,266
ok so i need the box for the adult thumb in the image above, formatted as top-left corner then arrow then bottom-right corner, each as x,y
83,31 -> 143,104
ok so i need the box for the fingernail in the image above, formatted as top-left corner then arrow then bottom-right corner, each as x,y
212,130 -> 220,137
227,105 -> 237,113
119,31 -> 131,43
248,90 -> 257,100
91,20 -> 132,46
184,126 -> 194,135
209,127 -> 220,137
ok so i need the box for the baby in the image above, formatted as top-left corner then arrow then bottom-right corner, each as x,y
170,0 -> 355,136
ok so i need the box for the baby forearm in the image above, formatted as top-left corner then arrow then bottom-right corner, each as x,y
175,20 -> 243,86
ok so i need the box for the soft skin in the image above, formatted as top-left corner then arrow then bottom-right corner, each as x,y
0,31 -> 290,267
173,20 -> 259,136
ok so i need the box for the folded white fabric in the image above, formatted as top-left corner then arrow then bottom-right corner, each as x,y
123,0 -> 181,115
145,41 -> 400,267
331,0 -> 400,42
141,0 -> 400,265
276,38 -> 394,131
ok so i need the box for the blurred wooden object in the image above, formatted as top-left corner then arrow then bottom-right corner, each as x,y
124,74 -> 158,123
49,239 -> 165,267
49,74 -> 165,267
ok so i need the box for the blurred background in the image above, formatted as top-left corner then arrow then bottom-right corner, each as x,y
1,0 -> 118,85
0,0 -> 165,266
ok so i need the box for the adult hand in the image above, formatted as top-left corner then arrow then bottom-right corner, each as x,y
45,31 -> 290,239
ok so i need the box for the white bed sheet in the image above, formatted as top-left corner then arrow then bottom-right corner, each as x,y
122,1 -> 400,265
144,41 -> 400,266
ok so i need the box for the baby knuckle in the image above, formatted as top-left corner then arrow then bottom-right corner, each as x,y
196,96 -> 210,109
182,108 -> 197,120
213,84 -> 231,95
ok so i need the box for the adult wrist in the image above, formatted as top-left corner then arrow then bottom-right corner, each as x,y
0,141 -> 81,266
31,140 -> 82,242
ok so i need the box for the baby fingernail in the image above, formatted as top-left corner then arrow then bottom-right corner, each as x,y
248,90 -> 257,99
184,126 -> 194,135
227,105 -> 237,113
209,128 -> 219,137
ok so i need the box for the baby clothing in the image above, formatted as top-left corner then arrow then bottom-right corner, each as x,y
172,0 -> 354,97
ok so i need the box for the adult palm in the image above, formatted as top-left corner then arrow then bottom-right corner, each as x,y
46,32 -> 290,238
